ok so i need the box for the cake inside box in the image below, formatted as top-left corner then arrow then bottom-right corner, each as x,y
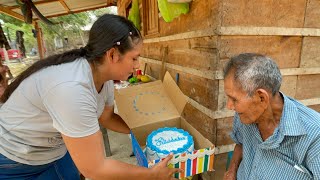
130,118 -> 215,179
145,127 -> 194,161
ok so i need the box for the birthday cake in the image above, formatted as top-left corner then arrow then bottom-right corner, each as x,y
146,127 -> 194,161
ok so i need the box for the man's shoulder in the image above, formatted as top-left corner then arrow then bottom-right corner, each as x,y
283,94 -> 319,122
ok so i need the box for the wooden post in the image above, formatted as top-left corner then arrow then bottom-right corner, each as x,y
100,127 -> 112,157
34,21 -> 44,59
160,46 -> 168,81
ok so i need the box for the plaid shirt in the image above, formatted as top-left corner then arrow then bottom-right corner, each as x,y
231,93 -> 320,180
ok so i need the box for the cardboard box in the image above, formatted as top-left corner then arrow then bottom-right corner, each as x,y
115,72 -> 215,179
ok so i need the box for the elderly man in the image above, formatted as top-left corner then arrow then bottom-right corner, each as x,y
223,53 -> 320,180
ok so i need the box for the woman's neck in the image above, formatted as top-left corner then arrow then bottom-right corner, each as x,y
90,63 -> 108,93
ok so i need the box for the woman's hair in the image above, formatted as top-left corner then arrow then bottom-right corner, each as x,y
1,14 -> 142,103
223,53 -> 282,97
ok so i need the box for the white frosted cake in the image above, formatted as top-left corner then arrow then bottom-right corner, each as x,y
146,127 -> 194,161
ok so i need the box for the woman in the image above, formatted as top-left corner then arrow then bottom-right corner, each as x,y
0,14 -> 181,180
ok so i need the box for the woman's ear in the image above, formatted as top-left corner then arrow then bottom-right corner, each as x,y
106,48 -> 119,63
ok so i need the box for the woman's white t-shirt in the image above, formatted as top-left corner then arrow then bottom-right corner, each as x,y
0,58 -> 114,165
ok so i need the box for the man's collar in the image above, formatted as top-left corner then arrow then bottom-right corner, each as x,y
279,92 -> 307,136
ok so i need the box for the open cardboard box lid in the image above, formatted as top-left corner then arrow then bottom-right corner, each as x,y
114,72 -> 188,129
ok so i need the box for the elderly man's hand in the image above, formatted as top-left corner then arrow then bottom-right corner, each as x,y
223,170 -> 236,180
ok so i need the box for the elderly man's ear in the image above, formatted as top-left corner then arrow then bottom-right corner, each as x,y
256,89 -> 270,108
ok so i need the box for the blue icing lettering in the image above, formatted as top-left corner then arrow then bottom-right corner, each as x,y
154,136 -> 186,146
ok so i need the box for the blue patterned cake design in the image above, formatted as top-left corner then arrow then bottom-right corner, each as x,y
146,127 -> 194,161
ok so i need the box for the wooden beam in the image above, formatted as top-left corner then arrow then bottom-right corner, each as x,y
215,67 -> 320,79
0,5 -> 25,22
33,4 -> 111,19
140,57 -> 216,80
35,22 -> 45,60
9,0 -> 59,10
58,0 -> 71,13
141,57 -> 320,82
144,27 -> 320,44
219,26 -> 320,37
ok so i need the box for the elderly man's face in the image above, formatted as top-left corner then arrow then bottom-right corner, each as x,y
224,73 -> 265,124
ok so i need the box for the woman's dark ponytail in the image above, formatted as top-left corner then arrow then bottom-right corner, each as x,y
1,49 -> 84,102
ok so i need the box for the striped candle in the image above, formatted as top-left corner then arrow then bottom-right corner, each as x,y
197,149 -> 204,173
148,146 -> 215,179
174,155 -> 180,178
180,153 -> 186,179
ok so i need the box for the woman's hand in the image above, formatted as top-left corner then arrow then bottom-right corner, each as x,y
151,154 -> 183,180
223,170 -> 236,180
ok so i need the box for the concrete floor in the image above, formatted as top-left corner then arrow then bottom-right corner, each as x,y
105,130 -> 137,165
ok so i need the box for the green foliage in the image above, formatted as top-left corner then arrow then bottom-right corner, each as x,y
0,14 -> 23,26
158,0 -> 189,22
128,0 -> 141,30
39,12 -> 91,44
91,6 -> 116,18
0,6 -> 116,53
0,14 -> 36,52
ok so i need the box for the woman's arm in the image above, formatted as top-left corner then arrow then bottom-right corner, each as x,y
224,144 -> 243,180
98,105 -> 130,134
62,131 -> 180,180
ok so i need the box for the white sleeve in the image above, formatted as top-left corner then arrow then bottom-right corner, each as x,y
43,82 -> 100,137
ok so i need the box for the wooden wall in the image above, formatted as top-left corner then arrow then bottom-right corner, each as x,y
118,0 -> 320,179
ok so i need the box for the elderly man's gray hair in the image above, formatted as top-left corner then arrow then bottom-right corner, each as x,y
223,53 -> 282,96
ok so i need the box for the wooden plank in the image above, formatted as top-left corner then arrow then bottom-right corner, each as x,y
182,103 -> 216,143
143,62 -> 220,111
142,57 -> 320,81
217,80 -> 226,110
35,22 -> 45,60
9,0 -> 59,10
166,69 -> 219,111
34,4 -> 111,19
219,26 -> 320,36
159,46 -> 168,80
221,0 -> 306,27
280,76 -> 297,98
296,75 -> 320,99
142,36 -> 218,71
216,117 -> 234,146
158,0 -> 219,36
304,0 -> 320,28
0,5 -> 26,22
144,28 -> 216,43
215,68 -> 320,80
140,57 -> 216,80
187,96 -> 234,119
308,104 -> 320,112
144,27 -> 320,44
300,37 -> 320,68
300,98 -> 320,106
59,0 -> 71,13
219,36 -> 302,69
